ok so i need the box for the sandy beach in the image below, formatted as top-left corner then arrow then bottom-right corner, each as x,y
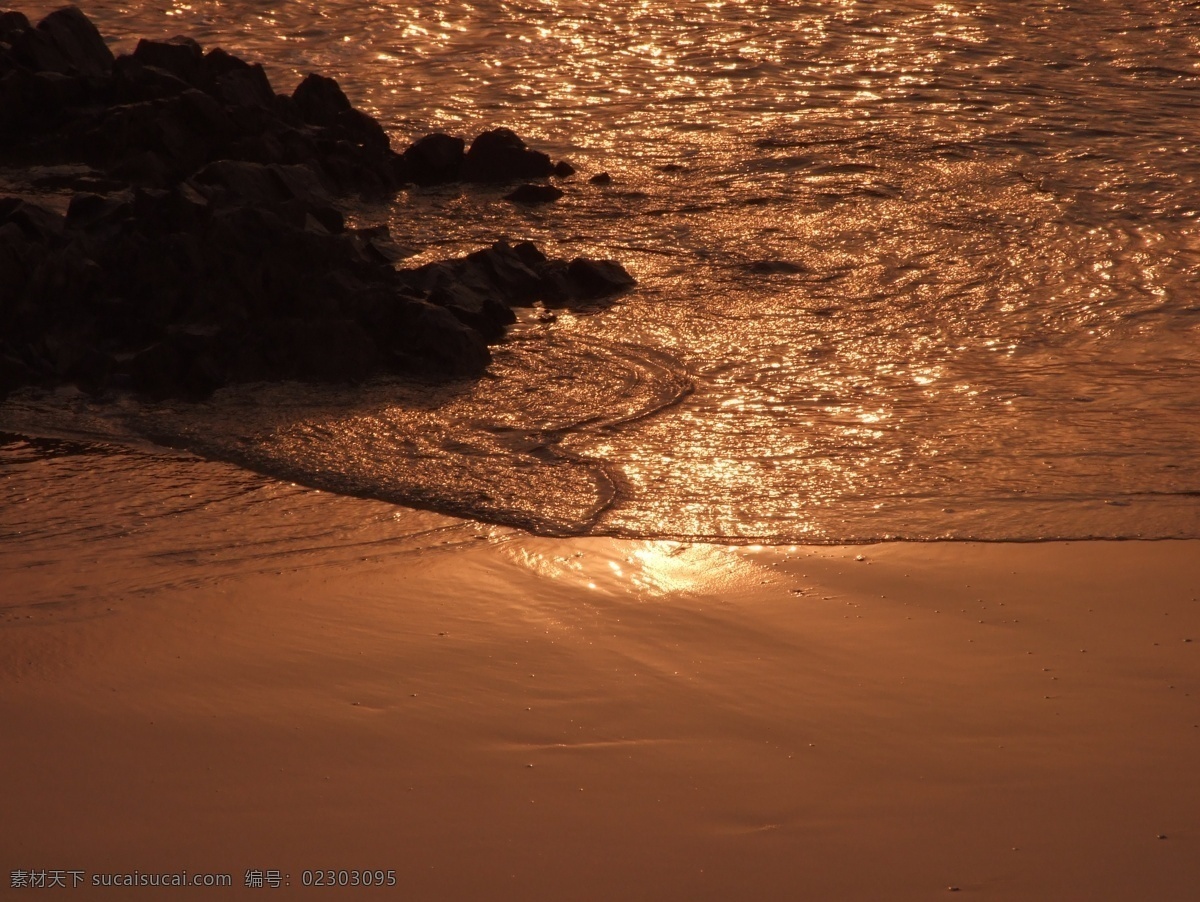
3,479 -> 1197,899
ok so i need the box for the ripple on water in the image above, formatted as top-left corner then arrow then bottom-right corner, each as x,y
5,0 -> 1200,541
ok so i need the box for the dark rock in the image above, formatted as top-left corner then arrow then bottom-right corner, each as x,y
463,127 -> 552,183
0,220 -> 29,290
65,192 -> 132,231
112,55 -> 193,102
335,107 -> 391,153
402,132 -> 464,185
292,73 -> 353,126
212,62 -> 275,109
191,159 -> 296,206
306,205 -> 344,234
566,257 -> 636,299
465,241 -> 545,302
131,184 -> 210,233
588,171 -> 613,185
374,299 -> 491,377
400,258 -> 515,342
127,339 -> 187,399
399,239 -> 635,313
348,224 -> 400,260
223,130 -> 286,165
202,46 -> 253,80
13,6 -> 114,78
292,87 -> 393,160
0,198 -> 66,243
428,283 -> 514,342
131,36 -> 205,87
83,88 -> 237,181
30,69 -> 88,110
44,329 -> 111,390
534,259 -> 572,307
742,260 -> 807,275
0,11 -> 31,45
553,160 -> 575,178
108,149 -> 172,187
0,69 -> 34,134
505,183 -> 563,205
252,316 -> 378,383
511,240 -> 548,270
0,348 -> 36,398
0,10 -> 635,400
0,67 -> 78,135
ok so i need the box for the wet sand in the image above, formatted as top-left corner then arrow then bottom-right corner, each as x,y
2,522 -> 1198,900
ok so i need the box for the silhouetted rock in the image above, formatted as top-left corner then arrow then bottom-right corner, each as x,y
0,8 -> 637,400
553,160 -> 575,178
11,5 -> 113,79
190,159 -> 331,210
131,36 -> 205,87
253,317 -> 378,383
567,258 -> 637,299
399,239 -> 636,313
64,191 -> 131,231
402,133 -> 464,186
463,127 -> 553,182
588,171 -> 612,185
1,196 -> 66,243
0,10 -> 30,44
111,55 -> 193,102
292,73 -> 352,126
505,183 -> 563,204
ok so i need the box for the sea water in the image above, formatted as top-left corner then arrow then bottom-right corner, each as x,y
4,0 -> 1200,543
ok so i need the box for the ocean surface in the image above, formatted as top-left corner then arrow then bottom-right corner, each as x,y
4,0 -> 1200,544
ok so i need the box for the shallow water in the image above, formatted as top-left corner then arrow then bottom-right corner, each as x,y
6,0 -> 1200,542
0,428 -> 499,611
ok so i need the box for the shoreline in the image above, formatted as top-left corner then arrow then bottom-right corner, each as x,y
3,475 -> 1198,899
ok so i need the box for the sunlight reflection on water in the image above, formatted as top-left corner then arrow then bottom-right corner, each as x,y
9,0 -> 1200,541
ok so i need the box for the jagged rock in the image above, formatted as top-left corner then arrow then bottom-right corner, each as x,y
131,36 -> 205,87
82,88 -> 238,182
463,127 -> 553,182
0,9 -> 635,400
375,299 -> 491,376
65,192 -> 132,231
399,239 -> 636,313
464,241 -> 546,302
428,282 -> 514,341
11,5 -> 113,78
1,10 -> 414,193
292,73 -> 352,126
1,197 -> 66,243
132,183 -> 211,233
250,317 -> 377,383
213,63 -> 274,109
191,159 -> 317,207
111,55 -> 194,102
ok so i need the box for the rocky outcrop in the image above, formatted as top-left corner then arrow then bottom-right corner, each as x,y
0,8 -> 575,192
0,171 -> 635,399
0,8 -> 636,401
